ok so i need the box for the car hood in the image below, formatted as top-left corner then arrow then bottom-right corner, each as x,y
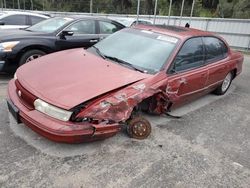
0,29 -> 49,41
16,48 -> 151,110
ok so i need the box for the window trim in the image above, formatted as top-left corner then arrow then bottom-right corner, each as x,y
167,36 -> 205,75
202,36 -> 229,65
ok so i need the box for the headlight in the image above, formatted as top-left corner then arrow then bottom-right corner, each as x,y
34,99 -> 73,121
0,41 -> 20,52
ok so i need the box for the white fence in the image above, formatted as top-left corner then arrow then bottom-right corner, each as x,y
46,11 -> 250,50
3,9 -> 250,50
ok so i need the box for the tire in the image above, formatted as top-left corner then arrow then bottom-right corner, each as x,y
213,72 -> 233,95
19,49 -> 46,66
126,116 -> 151,139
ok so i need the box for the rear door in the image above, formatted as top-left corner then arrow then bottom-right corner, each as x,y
56,19 -> 99,50
203,37 -> 230,88
166,37 -> 208,107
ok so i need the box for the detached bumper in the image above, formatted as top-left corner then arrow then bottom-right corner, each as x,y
7,79 -> 121,143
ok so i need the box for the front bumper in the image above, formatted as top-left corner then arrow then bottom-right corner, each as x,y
7,79 -> 121,143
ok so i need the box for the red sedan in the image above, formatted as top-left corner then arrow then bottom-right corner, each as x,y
7,25 -> 243,143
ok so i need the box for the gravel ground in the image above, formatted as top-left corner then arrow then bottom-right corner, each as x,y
0,56 -> 250,188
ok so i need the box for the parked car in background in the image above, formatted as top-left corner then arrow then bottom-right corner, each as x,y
111,17 -> 153,27
0,16 -> 125,73
0,11 -> 49,30
7,25 -> 243,143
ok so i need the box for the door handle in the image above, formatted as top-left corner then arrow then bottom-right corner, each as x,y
89,39 -> 98,43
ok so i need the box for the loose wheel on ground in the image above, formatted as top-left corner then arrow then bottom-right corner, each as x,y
126,116 -> 151,139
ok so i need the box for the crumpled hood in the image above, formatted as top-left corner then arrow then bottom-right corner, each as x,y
17,48 -> 151,110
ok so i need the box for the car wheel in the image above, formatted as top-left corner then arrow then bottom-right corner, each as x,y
214,72 -> 233,95
126,116 -> 151,139
19,50 -> 46,66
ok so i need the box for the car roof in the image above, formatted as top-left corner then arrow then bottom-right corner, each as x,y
0,11 -> 49,18
111,17 -> 152,27
49,16 -> 126,27
62,15 -> 122,22
134,24 -> 216,40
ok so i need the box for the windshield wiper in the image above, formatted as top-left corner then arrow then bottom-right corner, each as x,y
104,55 -> 147,73
92,46 -> 106,59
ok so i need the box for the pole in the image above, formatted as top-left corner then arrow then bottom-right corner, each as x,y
17,0 -> 20,9
30,0 -> 33,10
189,0 -> 195,25
24,0 -> 26,10
3,0 -> 6,8
167,0 -> 172,25
136,0 -> 140,24
179,0 -> 185,26
13,0 -> 14,8
90,0 -> 93,13
153,0 -> 158,24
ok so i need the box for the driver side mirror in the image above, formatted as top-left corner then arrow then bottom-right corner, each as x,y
0,21 -> 5,25
59,30 -> 74,39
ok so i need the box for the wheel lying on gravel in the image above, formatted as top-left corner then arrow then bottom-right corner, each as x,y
19,49 -> 46,66
213,71 -> 233,95
126,116 -> 151,139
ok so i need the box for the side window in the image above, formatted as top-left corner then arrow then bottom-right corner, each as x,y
99,21 -> 121,34
1,15 -> 27,25
67,20 -> 95,34
30,16 -> 45,25
203,37 -> 228,63
173,37 -> 204,72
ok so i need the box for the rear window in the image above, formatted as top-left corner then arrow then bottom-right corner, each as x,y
203,37 -> 228,63
30,16 -> 46,25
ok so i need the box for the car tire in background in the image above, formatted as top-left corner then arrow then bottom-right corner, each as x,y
213,71 -> 233,95
19,49 -> 46,66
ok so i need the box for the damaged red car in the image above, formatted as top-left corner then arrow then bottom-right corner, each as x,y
7,25 -> 243,143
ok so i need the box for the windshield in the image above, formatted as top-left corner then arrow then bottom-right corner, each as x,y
27,17 -> 73,33
90,29 -> 178,74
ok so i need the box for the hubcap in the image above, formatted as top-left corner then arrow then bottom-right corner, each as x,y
222,73 -> 232,92
25,54 -> 42,63
132,122 -> 148,137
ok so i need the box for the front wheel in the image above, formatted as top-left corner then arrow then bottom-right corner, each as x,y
213,72 -> 233,95
19,49 -> 46,66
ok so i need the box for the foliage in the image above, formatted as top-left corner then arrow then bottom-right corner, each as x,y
1,0 -> 249,19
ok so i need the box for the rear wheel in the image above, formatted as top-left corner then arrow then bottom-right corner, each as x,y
19,49 -> 46,66
213,72 -> 233,95
126,116 -> 151,139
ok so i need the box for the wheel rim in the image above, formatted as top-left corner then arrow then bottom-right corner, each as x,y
25,54 -> 43,63
132,121 -> 148,138
222,73 -> 232,92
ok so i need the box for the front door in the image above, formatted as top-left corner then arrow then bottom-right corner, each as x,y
56,20 -> 99,50
166,37 -> 208,108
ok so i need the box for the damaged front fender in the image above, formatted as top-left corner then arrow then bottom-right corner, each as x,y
75,82 -> 170,123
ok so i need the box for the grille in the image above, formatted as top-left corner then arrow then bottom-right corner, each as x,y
15,80 -> 37,110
